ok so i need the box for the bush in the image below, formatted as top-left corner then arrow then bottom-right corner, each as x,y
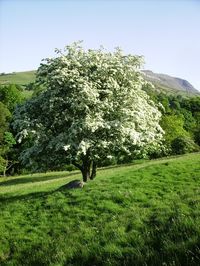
0,155 -> 6,174
194,129 -> 200,146
148,143 -> 170,159
171,136 -> 199,155
64,164 -> 77,172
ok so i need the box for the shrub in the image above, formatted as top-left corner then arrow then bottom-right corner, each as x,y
171,136 -> 199,155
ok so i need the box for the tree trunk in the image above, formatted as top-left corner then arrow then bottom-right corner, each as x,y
72,155 -> 97,182
3,160 -> 8,177
81,168 -> 90,182
81,159 -> 91,182
3,169 -> 6,177
90,161 -> 97,180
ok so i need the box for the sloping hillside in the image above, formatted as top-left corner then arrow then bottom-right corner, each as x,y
142,70 -> 199,95
0,70 -> 36,86
0,153 -> 200,265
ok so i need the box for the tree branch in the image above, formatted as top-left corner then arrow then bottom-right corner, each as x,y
72,160 -> 82,171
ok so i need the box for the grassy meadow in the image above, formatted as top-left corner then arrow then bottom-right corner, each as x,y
0,153 -> 200,265
0,71 -> 36,86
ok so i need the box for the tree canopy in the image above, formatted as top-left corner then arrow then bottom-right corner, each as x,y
0,84 -> 22,176
14,42 -> 163,181
0,84 -> 23,112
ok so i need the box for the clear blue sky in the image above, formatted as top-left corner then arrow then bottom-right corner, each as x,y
0,0 -> 200,90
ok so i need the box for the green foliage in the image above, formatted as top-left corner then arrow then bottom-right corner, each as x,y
181,97 -> 200,114
0,85 -> 23,175
0,84 -> 23,112
0,102 -> 11,142
181,108 -> 197,132
25,81 -> 44,97
157,93 -> 171,113
171,136 -> 199,154
0,154 -> 199,265
0,103 -> 11,175
0,131 -> 16,176
0,155 -> 6,173
3,131 -> 16,146
141,91 -> 200,156
194,129 -> 200,146
160,114 -> 189,143
63,164 -> 77,171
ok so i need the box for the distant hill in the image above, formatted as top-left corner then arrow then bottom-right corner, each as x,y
0,70 -> 36,86
142,70 -> 199,95
0,69 -> 199,96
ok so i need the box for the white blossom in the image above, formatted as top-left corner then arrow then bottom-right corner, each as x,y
63,145 -> 70,151
13,42 -> 164,171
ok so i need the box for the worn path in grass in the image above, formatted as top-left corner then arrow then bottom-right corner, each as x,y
0,153 -> 197,198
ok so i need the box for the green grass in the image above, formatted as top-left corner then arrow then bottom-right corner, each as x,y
0,71 -> 36,86
0,154 -> 200,265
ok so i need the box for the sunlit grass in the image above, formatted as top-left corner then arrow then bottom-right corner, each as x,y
0,71 -> 36,85
0,153 -> 200,265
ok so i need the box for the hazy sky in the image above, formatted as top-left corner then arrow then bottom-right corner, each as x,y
0,0 -> 200,90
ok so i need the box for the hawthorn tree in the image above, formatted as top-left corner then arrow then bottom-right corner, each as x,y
14,42 -> 163,181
